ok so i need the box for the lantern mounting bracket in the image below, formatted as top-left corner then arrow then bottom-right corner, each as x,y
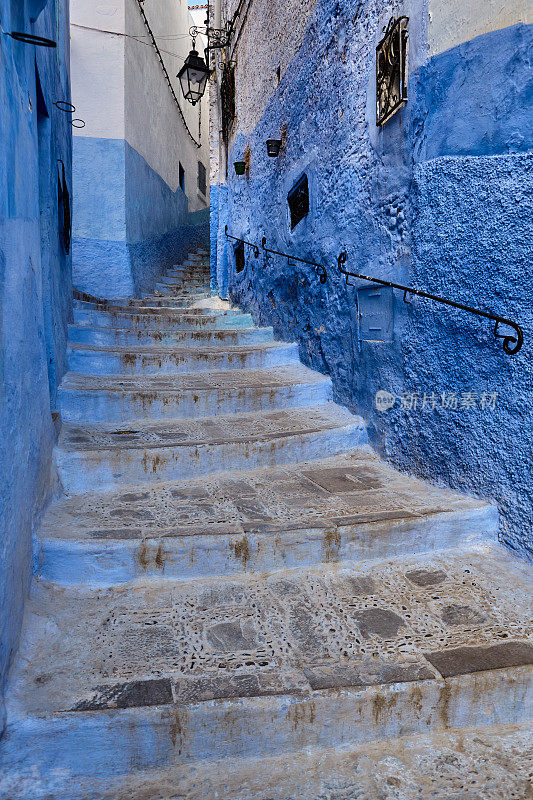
189,25 -> 231,51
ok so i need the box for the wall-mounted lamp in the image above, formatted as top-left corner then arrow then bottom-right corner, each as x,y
177,47 -> 211,106
266,138 -> 282,157
178,25 -> 231,105
234,161 -> 246,175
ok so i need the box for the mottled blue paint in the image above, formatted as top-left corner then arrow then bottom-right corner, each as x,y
220,8 -> 533,558
210,183 -> 229,296
0,0 -> 73,731
73,138 -> 209,298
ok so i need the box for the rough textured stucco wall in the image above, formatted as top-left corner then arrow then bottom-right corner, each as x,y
0,0 -> 72,732
70,0 -> 209,298
216,0 -> 532,557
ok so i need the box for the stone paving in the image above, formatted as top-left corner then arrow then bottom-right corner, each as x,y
0,248 -> 531,798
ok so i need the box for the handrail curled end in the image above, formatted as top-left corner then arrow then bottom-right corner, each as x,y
338,251 -> 348,273
495,320 -> 524,355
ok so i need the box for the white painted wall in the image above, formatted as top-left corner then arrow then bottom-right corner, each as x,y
124,0 -> 209,208
429,0 -> 532,55
70,0 -> 209,211
70,0 -> 125,140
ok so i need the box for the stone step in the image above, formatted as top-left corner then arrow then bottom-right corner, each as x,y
67,323 -> 275,348
53,405 -> 367,494
154,282 -> 211,294
67,340 -> 299,375
119,297 -> 202,309
73,308 -> 255,331
39,449 -> 494,582
73,300 -> 241,318
1,546 -> 531,784
159,275 -> 210,286
57,364 -> 333,422
166,264 -> 210,274
4,721 -> 528,799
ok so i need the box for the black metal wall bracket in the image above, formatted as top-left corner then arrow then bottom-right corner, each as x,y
5,31 -> 56,47
337,251 -> 524,355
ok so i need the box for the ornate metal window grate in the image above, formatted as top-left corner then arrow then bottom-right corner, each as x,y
220,61 -> 235,143
288,173 -> 309,230
376,16 -> 409,126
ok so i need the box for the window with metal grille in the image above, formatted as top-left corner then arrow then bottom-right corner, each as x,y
287,173 -> 309,230
179,163 -> 185,192
198,161 -> 207,195
234,240 -> 245,273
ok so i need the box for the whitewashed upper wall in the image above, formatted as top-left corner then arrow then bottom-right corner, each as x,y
71,0 -> 209,208
224,0 -> 319,136
70,0 -> 126,140
125,0 -> 209,206
429,0 -> 532,55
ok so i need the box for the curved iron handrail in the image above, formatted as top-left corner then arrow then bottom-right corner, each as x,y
338,251 -> 524,355
261,237 -> 327,284
225,226 -> 260,257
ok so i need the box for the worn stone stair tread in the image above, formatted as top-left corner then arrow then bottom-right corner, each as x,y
67,339 -> 294,357
13,721 -> 529,800
73,302 -> 240,317
73,308 -> 251,325
60,363 -> 331,392
57,404 -> 358,452
67,323 -> 276,347
40,449 -> 494,560
44,461 -> 490,540
1,546 -> 531,781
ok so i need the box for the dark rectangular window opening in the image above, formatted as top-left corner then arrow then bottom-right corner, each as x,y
198,161 -> 207,195
288,173 -> 309,230
234,240 -> 245,273
179,162 -> 185,192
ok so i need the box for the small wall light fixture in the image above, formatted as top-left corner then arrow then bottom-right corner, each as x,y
266,138 -> 282,157
179,25 -> 231,105
178,46 -> 211,106
234,161 -> 246,175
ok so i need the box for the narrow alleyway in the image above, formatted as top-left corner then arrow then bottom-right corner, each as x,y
0,251 -> 531,797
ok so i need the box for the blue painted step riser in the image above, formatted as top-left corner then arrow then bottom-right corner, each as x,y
67,344 -> 299,375
37,506 -> 496,584
73,309 -> 254,330
1,667 -> 528,780
54,422 -> 365,493
58,382 -> 333,423
67,325 -> 275,347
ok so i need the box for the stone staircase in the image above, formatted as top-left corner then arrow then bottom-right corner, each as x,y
0,247 -> 531,799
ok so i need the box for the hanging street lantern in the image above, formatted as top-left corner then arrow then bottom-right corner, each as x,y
178,25 -> 231,105
178,47 -> 211,105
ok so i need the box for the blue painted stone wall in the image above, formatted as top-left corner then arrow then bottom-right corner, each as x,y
221,5 -> 533,558
73,137 -> 209,298
0,0 -> 72,731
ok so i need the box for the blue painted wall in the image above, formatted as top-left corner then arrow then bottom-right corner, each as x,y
0,0 -> 73,731
220,7 -> 532,558
73,137 -> 209,298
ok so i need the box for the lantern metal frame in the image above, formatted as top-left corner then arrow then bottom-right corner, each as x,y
177,45 -> 211,106
178,25 -> 232,105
